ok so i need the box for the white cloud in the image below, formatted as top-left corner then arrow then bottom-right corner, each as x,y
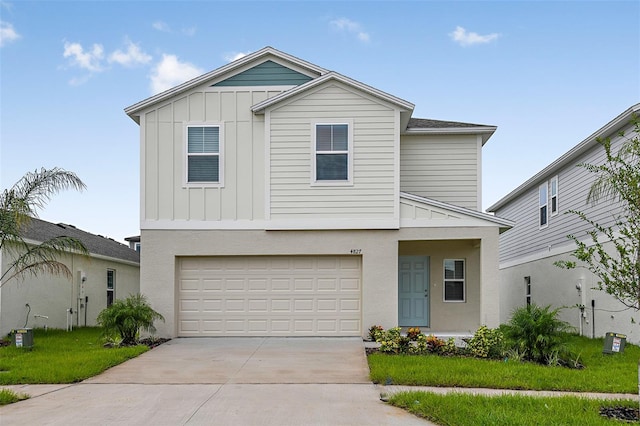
449,26 -> 500,47
152,20 -> 171,32
109,40 -> 152,67
223,51 -> 249,62
63,41 -> 105,72
330,17 -> 370,43
150,54 -> 203,94
0,20 -> 20,47
182,26 -> 197,36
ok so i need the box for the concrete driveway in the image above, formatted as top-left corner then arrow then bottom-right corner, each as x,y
1,337 -> 430,425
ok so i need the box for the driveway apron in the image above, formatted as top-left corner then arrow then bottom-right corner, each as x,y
0,337 -> 431,425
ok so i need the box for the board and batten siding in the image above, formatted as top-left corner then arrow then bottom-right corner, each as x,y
143,88 -> 285,223
268,83 -> 397,219
494,129 -> 629,264
400,134 -> 480,210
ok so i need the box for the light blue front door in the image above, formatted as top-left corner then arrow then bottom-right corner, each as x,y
398,256 -> 430,327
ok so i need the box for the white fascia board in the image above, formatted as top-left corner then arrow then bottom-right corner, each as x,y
141,219 -> 400,231
400,192 -> 514,228
488,103 -> 640,212
124,46 -> 328,122
403,126 -> 497,145
251,71 -> 415,114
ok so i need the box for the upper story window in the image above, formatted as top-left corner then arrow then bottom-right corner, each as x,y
443,259 -> 465,302
186,125 -> 223,185
539,183 -> 548,228
313,122 -> 352,184
550,176 -> 558,216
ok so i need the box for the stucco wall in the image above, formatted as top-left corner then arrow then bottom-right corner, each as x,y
1,251 -> 139,336
499,244 -> 639,344
141,226 -> 499,338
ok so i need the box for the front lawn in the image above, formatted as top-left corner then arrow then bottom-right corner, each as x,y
0,327 -> 148,384
389,391 -> 638,426
369,334 -> 640,393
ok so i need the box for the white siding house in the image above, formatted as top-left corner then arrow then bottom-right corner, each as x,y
125,47 -> 511,338
488,104 -> 640,343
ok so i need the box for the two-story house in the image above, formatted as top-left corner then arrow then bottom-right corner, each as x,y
125,47 -> 511,338
488,104 -> 640,343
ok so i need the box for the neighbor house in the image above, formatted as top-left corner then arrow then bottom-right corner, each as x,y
487,103 -> 640,344
0,218 -> 140,335
125,47 -> 512,338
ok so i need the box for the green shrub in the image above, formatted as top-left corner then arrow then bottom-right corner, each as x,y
97,294 -> 164,346
465,325 -> 505,358
379,327 -> 402,353
502,304 -> 574,364
368,325 -> 384,342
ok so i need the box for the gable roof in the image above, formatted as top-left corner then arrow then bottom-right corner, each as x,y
19,218 -> 140,264
487,103 -> 640,212
401,192 -> 513,232
124,47 -> 327,123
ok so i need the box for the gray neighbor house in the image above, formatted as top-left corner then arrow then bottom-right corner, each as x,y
0,218 -> 140,335
488,103 -> 640,344
124,46 -> 512,339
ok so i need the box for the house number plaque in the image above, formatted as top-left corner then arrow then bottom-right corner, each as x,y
350,249 -> 362,254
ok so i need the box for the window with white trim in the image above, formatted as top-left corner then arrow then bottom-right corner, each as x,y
443,259 -> 465,302
550,176 -> 558,216
525,276 -> 531,306
539,183 -> 548,228
186,125 -> 221,184
314,123 -> 350,182
107,269 -> 115,307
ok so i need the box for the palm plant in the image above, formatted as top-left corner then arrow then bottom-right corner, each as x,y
97,294 -> 164,346
0,168 -> 88,287
503,304 -> 573,364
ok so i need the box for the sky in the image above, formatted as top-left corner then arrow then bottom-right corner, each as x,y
1,1 -> 639,244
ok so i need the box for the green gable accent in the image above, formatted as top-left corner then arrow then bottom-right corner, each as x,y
212,60 -> 313,87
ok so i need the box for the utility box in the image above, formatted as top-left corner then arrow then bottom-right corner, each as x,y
603,332 -> 626,354
13,328 -> 34,349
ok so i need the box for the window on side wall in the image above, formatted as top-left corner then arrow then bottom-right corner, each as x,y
107,269 -> 115,307
186,125 -> 223,185
539,183 -> 548,228
444,259 -> 465,302
525,276 -> 531,306
313,123 -> 352,184
550,176 -> 558,216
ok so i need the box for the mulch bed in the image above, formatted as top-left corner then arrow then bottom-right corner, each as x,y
600,406 -> 639,422
139,337 -> 171,349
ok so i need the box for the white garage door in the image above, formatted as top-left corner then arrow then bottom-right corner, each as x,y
177,256 -> 362,336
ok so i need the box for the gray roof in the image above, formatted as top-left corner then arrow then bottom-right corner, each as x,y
407,118 -> 491,128
21,218 -> 140,264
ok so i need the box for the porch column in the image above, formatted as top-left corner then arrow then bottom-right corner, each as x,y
479,231 -> 500,327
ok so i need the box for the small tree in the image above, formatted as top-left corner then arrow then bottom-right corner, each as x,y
555,116 -> 640,311
97,294 -> 164,346
0,168 -> 88,287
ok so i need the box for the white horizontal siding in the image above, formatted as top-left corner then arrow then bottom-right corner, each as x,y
495,130 -> 629,264
268,83 -> 397,220
400,134 -> 479,209
142,88 -> 284,224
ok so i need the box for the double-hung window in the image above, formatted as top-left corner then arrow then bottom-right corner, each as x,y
186,125 -> 222,185
550,176 -> 558,216
444,259 -> 465,302
314,123 -> 351,183
539,183 -> 548,228
107,269 -> 115,307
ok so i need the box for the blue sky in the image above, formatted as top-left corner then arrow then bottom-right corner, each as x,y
1,1 -> 639,244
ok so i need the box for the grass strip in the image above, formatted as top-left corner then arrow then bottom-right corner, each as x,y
389,391 -> 638,426
369,334 -> 639,394
0,388 -> 29,405
0,327 -> 147,384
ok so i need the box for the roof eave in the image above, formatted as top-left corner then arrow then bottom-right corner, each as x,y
487,103 -> 640,212
403,126 -> 497,145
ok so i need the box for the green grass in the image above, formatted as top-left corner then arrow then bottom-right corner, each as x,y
389,391 -> 638,426
0,388 -> 29,405
0,327 -> 148,384
369,334 -> 640,393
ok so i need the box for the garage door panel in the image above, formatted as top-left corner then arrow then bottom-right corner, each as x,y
177,256 -> 362,336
